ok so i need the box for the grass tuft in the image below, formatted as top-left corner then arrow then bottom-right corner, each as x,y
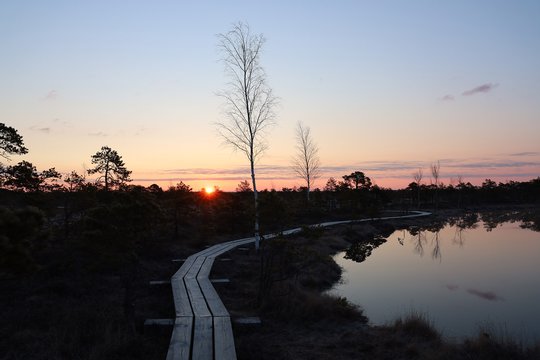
392,311 -> 441,342
462,325 -> 540,360
262,287 -> 367,323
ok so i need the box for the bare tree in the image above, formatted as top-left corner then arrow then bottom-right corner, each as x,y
216,22 -> 277,250
412,168 -> 423,209
292,122 -> 320,202
431,161 -> 441,211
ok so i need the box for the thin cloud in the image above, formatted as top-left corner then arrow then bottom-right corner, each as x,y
509,151 -> 540,157
44,90 -> 58,100
134,126 -> 149,136
154,155 -> 539,188
467,288 -> 504,302
88,132 -> 108,137
440,94 -> 455,101
445,284 -> 459,291
445,161 -> 539,169
52,118 -> 71,127
29,126 -> 51,133
462,83 -> 498,96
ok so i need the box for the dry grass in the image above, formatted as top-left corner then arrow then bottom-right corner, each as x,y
261,288 -> 366,323
391,311 -> 441,342
460,326 -> 540,360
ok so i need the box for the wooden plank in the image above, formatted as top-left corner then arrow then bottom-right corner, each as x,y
197,257 -> 215,278
201,244 -> 232,258
210,279 -> 230,284
149,280 -> 170,285
185,277 -> 212,317
233,317 -> 261,325
166,316 -> 193,360
144,318 -> 174,326
171,278 -> 193,317
198,278 -> 229,317
172,255 -> 197,279
191,315 -> 213,360
214,316 -> 237,360
210,243 -> 238,257
185,256 -> 207,279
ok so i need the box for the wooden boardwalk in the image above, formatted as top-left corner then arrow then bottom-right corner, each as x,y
165,211 -> 431,359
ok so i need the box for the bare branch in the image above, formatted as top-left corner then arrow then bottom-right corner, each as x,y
216,22 -> 277,250
291,122 -> 321,201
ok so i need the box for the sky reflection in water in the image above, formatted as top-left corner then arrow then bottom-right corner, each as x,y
330,217 -> 540,343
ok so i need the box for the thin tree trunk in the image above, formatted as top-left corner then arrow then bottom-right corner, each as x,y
250,159 -> 260,250
306,172 -> 311,202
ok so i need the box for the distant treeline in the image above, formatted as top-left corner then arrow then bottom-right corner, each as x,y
1,169 -> 539,284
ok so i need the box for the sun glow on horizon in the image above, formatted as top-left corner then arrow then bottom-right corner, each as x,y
204,186 -> 215,195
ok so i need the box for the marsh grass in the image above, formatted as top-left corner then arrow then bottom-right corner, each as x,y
262,287 -> 366,323
461,324 -> 540,359
391,310 -> 441,342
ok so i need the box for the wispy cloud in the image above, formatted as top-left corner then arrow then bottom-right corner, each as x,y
88,132 -> 108,137
462,83 -> 498,96
440,94 -> 455,101
145,153 -> 540,189
445,161 -> 539,169
159,156 -> 539,183
467,288 -> 504,302
29,126 -> 51,133
134,126 -> 148,136
43,90 -> 58,100
508,151 -> 540,157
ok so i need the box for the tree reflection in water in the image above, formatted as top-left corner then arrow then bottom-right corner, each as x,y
408,226 -> 426,257
344,235 -> 386,263
342,209 -> 539,264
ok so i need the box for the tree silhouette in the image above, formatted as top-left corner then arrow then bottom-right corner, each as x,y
292,122 -> 320,202
2,160 -> 61,192
324,177 -> 338,192
64,171 -> 86,192
0,123 -> 28,161
236,180 -> 252,192
2,161 -> 40,191
87,146 -> 131,191
342,171 -> 372,190
216,22 -> 277,250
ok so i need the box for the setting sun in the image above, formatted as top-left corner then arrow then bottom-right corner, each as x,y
204,186 -> 215,195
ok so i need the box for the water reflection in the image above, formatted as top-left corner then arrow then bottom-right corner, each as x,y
344,235 -> 386,263
466,288 -> 504,302
409,227 -> 426,257
343,210 -> 539,265
331,210 -> 540,343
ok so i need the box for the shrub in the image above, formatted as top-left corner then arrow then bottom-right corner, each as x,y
0,206 -> 48,275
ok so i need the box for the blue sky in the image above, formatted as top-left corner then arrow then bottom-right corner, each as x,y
1,1 -> 539,190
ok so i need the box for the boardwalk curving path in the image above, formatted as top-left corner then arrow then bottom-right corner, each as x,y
166,211 -> 431,359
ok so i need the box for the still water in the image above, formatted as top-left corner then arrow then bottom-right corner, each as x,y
330,216 -> 540,343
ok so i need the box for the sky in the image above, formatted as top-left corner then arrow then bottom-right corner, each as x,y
1,0 -> 539,191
